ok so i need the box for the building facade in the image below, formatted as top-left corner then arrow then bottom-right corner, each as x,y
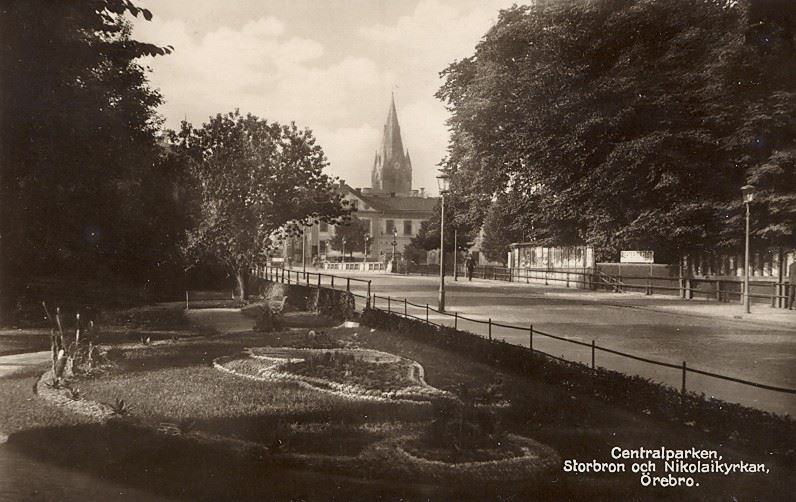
281,95 -> 438,265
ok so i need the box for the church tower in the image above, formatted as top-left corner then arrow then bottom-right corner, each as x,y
371,94 -> 413,194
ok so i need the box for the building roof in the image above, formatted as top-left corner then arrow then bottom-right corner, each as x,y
340,183 -> 437,214
365,193 -> 438,213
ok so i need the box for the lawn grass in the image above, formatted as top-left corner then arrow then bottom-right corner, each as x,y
4,302 -> 792,500
0,365 -> 94,435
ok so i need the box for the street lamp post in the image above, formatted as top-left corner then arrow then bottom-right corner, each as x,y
391,228 -> 398,270
342,237 -> 347,264
437,170 -> 451,312
301,227 -> 306,274
742,185 -> 756,314
453,228 -> 458,281
364,233 -> 370,264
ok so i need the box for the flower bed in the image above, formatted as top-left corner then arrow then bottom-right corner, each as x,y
214,347 -> 450,403
281,351 -> 415,391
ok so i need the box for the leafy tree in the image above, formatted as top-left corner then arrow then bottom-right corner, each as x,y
438,0 -> 796,262
329,216 -> 369,255
175,110 -> 348,299
407,198 -> 477,253
0,0 -> 175,320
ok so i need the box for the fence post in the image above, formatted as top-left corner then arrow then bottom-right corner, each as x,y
454,311 -> 458,330
388,296 -> 391,313
529,324 -> 533,352
346,278 -> 350,293
426,304 -> 429,323
488,318 -> 492,341
591,340 -> 596,369
715,280 -> 721,301
318,273 -> 321,288
367,281 -> 372,302
738,281 -> 744,304
404,298 -> 408,318
331,276 -> 334,289
771,282 -> 776,308
185,290 -> 189,310
681,361 -> 687,407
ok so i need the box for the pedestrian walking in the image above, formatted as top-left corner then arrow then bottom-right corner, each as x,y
788,259 -> 796,310
465,254 -> 475,281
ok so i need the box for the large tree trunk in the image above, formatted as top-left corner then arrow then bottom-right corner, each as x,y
235,269 -> 248,301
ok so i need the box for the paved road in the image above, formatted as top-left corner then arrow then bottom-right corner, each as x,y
295,271 -> 796,416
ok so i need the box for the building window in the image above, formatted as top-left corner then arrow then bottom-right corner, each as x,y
385,220 -> 395,235
360,218 -> 372,234
403,220 -> 412,235
320,221 -> 328,232
319,240 -> 327,254
350,199 -> 359,210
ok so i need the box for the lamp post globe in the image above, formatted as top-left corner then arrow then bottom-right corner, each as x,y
741,185 -> 756,314
436,170 -> 451,312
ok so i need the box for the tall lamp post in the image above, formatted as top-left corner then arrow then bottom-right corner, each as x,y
301,227 -> 307,274
342,237 -> 347,264
453,227 -> 458,281
437,170 -> 451,312
391,228 -> 398,270
364,233 -> 371,264
742,184 -> 756,314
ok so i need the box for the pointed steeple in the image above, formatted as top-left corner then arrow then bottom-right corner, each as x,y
382,93 -> 404,161
371,93 -> 412,194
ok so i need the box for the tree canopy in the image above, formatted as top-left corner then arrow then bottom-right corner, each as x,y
329,216 -> 370,255
175,110 -> 348,297
0,0 -> 178,319
438,0 -> 796,262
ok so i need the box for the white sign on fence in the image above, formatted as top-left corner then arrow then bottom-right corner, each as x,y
620,250 -> 654,263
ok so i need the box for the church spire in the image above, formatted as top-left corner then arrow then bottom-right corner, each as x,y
371,93 -> 412,194
382,93 -> 404,161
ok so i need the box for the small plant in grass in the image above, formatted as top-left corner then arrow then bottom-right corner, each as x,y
110,398 -> 131,416
65,385 -> 81,401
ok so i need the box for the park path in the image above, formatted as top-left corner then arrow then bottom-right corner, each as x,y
0,350 -> 51,379
185,307 -> 254,333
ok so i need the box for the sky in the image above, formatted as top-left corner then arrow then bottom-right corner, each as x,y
131,0 -> 516,194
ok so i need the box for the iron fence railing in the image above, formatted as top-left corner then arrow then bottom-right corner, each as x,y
462,265 -> 793,309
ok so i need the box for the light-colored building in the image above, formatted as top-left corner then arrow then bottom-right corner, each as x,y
282,95 -> 439,265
